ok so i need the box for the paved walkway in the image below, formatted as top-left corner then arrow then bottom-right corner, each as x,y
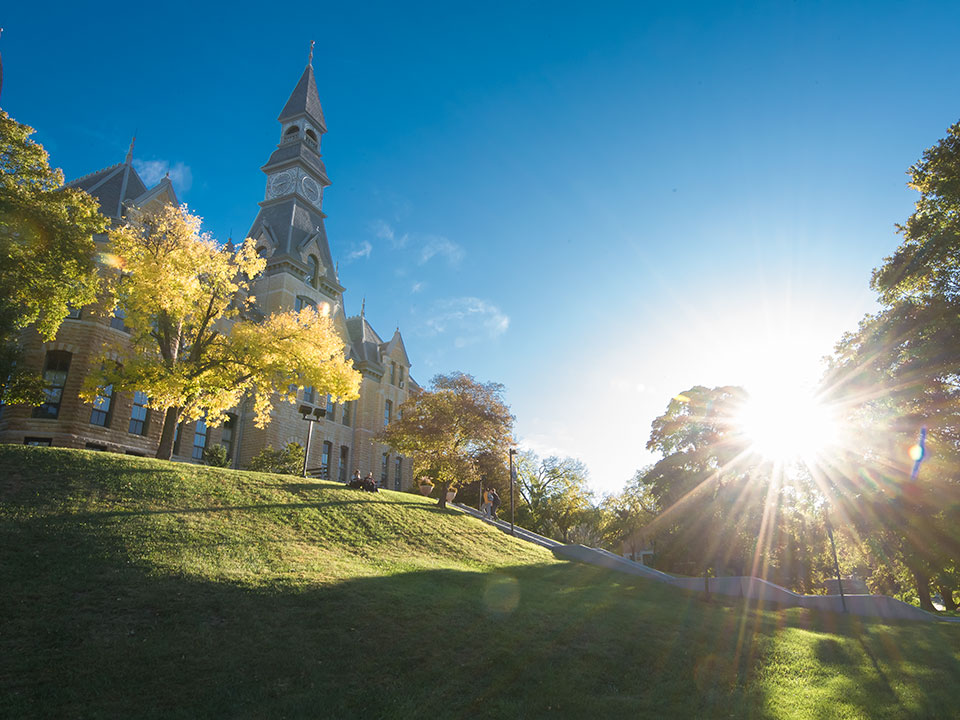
454,502 -> 960,625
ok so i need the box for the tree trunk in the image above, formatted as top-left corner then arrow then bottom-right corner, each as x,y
156,407 -> 181,460
911,567 -> 935,612
939,583 -> 956,612
437,482 -> 447,509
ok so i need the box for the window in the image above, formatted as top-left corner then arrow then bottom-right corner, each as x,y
24,437 -> 52,446
320,441 -> 332,479
33,351 -> 71,419
221,413 -> 237,464
192,418 -> 208,460
390,361 -> 396,385
294,296 -> 316,314
304,386 -> 316,404
384,400 -> 392,427
89,384 -> 113,427
339,446 -> 349,482
285,125 -> 299,136
307,255 -> 319,288
305,128 -> 318,145
381,453 -> 389,488
399,366 -> 405,388
129,391 -> 149,435
394,456 -> 402,491
342,401 -> 351,427
66,306 -> 82,320
326,394 -> 335,420
110,307 -> 128,332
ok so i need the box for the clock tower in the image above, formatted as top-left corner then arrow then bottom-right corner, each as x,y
245,47 -> 345,313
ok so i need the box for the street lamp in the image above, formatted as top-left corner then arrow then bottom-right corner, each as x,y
299,403 -> 326,477
509,448 -> 517,536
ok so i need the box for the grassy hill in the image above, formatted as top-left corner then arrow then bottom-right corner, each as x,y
2,446 -> 959,719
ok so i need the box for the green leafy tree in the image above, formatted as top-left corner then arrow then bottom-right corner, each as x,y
381,372 -> 513,508
639,386 -> 833,589
515,452 -> 597,543
599,466 -> 659,555
823,120 -> 960,611
0,110 -> 107,403
83,203 -> 361,460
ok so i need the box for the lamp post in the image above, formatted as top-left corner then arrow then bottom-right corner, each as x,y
298,404 -> 326,477
509,448 -> 517,536
824,513 -> 847,613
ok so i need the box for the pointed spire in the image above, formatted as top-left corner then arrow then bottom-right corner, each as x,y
278,59 -> 326,131
125,135 -> 136,165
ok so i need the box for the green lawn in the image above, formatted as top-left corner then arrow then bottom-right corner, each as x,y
2,446 -> 959,719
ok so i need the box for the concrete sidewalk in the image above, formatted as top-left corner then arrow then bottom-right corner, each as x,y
454,502 -> 960,625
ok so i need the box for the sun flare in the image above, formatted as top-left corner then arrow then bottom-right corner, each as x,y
738,389 -> 838,463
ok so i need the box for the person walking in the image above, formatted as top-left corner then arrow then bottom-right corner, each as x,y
490,489 -> 501,520
481,487 -> 492,517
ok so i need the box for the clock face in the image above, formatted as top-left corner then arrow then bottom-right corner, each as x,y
266,170 -> 296,199
301,176 -> 321,204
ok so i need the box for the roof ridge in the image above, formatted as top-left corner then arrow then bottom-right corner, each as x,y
65,162 -> 124,187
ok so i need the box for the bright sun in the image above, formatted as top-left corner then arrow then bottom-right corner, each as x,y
738,388 -> 838,463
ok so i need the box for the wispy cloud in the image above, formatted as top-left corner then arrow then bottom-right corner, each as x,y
346,241 -> 373,261
419,235 -> 465,266
411,281 -> 425,294
370,219 -> 408,249
133,159 -> 193,193
421,297 -> 509,347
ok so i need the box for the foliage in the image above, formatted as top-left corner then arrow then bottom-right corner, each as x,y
514,451 -> 597,543
822,120 -> 960,611
83,203 -> 361,459
4,445 -> 960,719
380,372 -> 513,507
0,110 -> 108,404
247,442 -> 305,476
637,386 -> 835,591
201,444 -> 230,468
598,465 -> 659,554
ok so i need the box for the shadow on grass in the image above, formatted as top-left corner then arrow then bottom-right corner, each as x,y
4,512 -> 960,720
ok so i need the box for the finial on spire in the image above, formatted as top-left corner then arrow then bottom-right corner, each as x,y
125,135 -> 136,164
360,297 -> 365,317
308,40 -> 315,67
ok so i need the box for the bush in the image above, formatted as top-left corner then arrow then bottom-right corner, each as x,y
247,442 -> 304,476
201,444 -> 231,467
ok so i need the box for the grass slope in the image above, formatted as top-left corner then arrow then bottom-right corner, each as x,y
2,446 -> 959,719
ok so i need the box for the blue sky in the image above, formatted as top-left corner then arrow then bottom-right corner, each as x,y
4,1 -> 960,494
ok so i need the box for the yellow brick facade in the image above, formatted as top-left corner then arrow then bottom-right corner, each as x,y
0,61 -> 419,491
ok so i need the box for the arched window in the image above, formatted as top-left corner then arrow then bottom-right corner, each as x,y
307,255 -> 319,288
305,129 -> 318,146
285,125 -> 299,136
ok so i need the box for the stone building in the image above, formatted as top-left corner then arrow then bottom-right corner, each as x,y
0,59 -> 418,490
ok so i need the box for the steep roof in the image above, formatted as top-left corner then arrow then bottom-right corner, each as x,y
66,161 -> 147,220
277,64 -> 326,132
381,328 -> 411,366
345,313 -> 385,369
245,200 -> 338,288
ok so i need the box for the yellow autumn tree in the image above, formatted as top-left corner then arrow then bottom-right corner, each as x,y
84,203 -> 360,460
